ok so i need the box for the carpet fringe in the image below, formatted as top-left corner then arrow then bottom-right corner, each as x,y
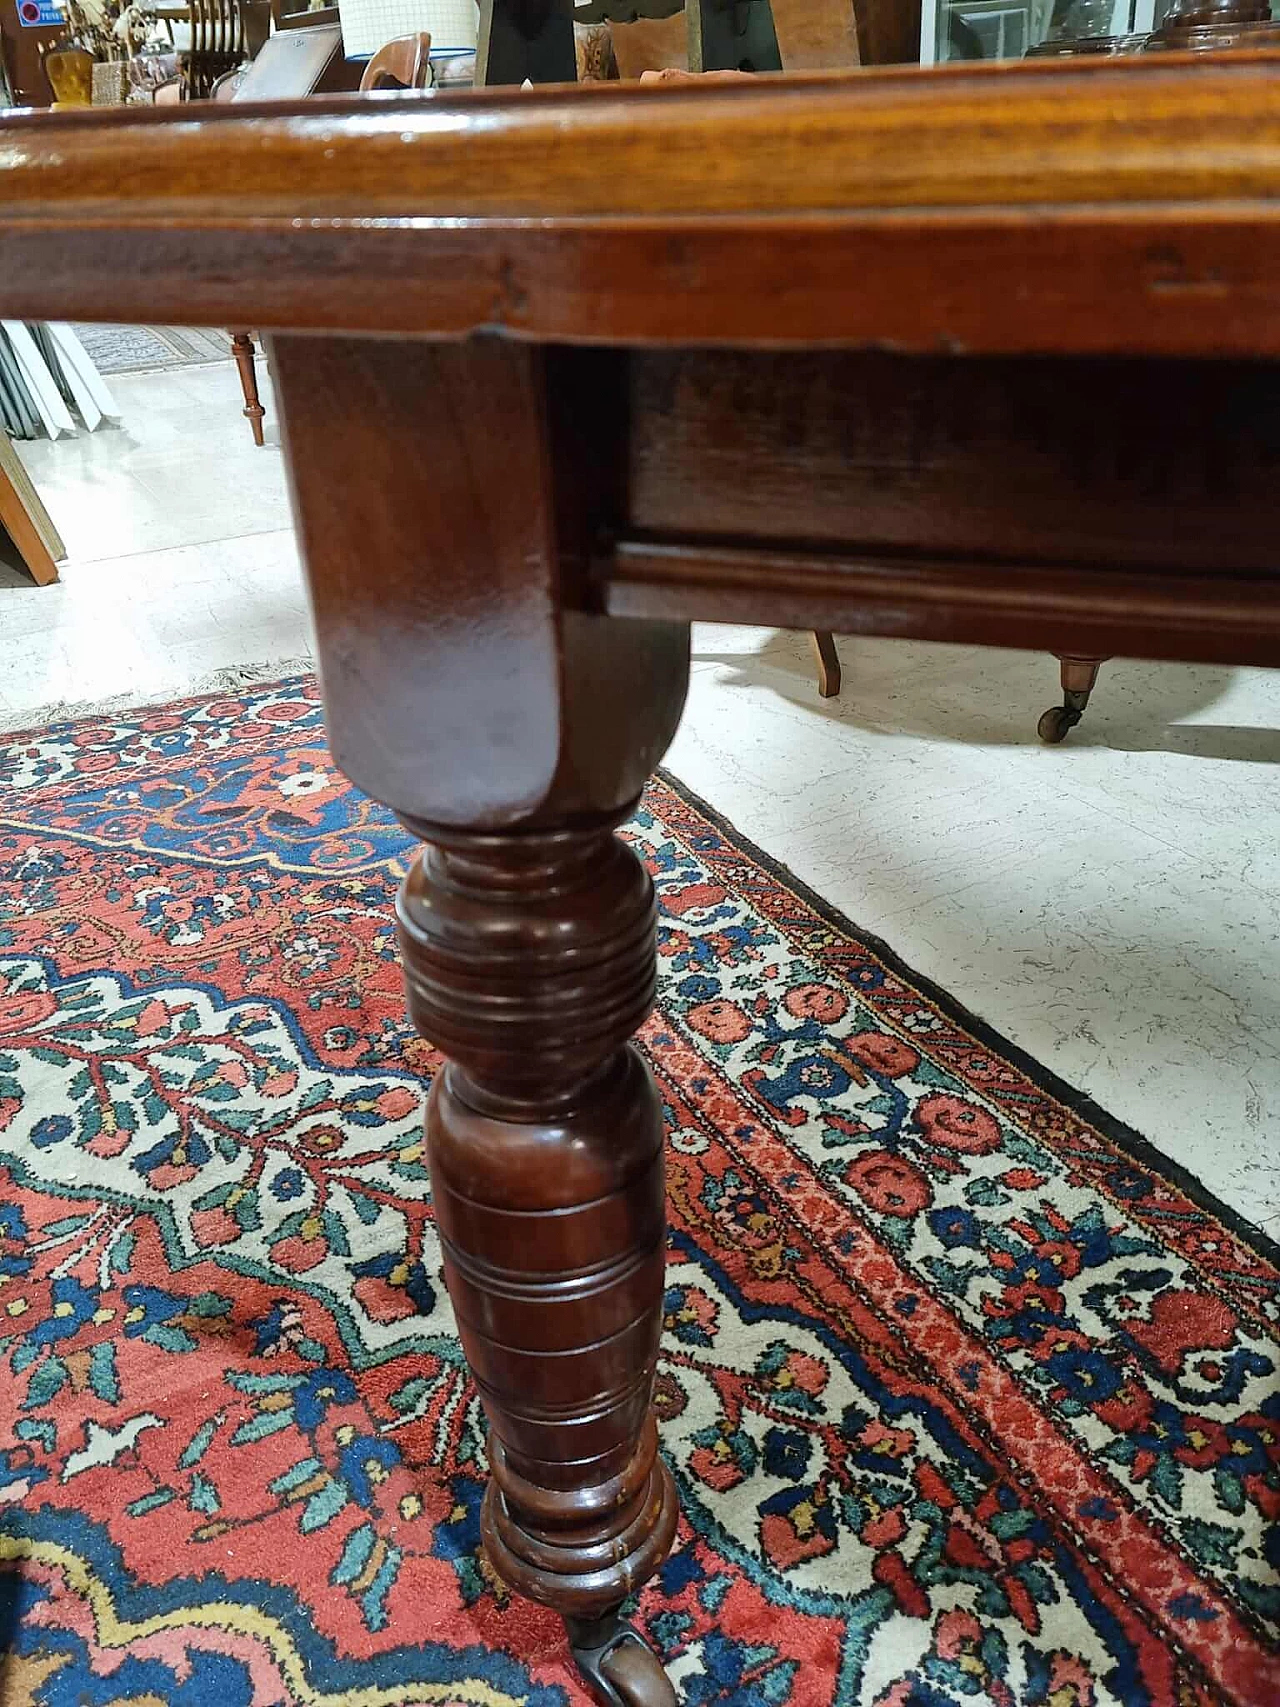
0,656 -> 313,736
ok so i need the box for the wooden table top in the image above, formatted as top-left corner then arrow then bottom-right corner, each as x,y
5,54 -> 1280,353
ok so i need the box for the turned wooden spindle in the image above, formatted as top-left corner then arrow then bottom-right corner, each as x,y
397,819 -> 678,1616
230,331 -> 266,446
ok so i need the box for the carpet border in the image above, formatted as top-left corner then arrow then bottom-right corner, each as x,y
68,323 -> 234,377
0,658 -> 315,737
654,764 -> 1280,1272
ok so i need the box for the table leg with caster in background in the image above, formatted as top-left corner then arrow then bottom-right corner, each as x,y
1039,654 -> 1108,743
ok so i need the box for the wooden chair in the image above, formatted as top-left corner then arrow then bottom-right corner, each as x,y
187,0 -> 243,98
207,67 -> 266,445
359,30 -> 433,90
220,22 -> 393,446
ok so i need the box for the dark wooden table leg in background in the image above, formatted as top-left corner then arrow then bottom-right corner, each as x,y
810,629 -> 841,697
268,333 -> 689,1706
230,330 -> 266,446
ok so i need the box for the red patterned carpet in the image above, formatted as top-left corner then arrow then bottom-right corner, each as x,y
0,678 -> 1276,1707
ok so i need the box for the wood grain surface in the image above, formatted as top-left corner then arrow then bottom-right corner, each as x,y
626,350 -> 1280,573
602,541 -> 1280,663
7,56 -> 1280,351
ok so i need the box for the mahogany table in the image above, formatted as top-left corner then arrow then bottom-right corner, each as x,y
3,54 -> 1280,1703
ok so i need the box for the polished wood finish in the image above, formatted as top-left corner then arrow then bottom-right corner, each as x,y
4,61 -> 1280,1699
625,349 -> 1280,574
613,344 -> 1280,673
854,0 -> 920,63
610,346 -> 1280,666
242,0 -> 272,59
7,58 -> 1280,354
770,0 -> 860,67
609,11 -> 688,78
604,540 -> 1280,662
1148,0 -> 1280,50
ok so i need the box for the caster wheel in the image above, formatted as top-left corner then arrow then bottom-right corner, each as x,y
1037,705 -> 1079,744
600,1637 -> 678,1706
568,1614 -> 677,1707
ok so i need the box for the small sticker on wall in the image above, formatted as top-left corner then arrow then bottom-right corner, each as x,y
19,0 -> 66,24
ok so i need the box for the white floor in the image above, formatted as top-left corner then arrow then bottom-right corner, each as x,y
3,358 -> 1277,1235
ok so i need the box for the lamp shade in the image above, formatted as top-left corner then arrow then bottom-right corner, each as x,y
338,0 -> 478,58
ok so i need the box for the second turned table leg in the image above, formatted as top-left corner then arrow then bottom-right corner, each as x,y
229,330 -> 266,446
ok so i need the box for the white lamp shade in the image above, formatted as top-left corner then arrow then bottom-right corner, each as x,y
338,0 -> 478,58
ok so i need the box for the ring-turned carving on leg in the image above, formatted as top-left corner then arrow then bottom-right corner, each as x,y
397,819 -> 679,1624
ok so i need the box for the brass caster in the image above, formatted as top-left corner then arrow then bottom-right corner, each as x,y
567,1613 -> 677,1707
1037,704 -> 1081,744
1041,658 -> 1102,744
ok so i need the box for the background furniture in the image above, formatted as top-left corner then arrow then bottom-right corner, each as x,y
476,0 -> 876,85
813,632 -> 1110,727
7,52 -> 1280,1703
187,0 -> 243,98
0,0 -> 58,105
229,329 -> 264,442
0,426 -> 62,584
1148,0 -> 1280,49
811,627 -> 841,696
209,71 -> 261,440
360,28 -> 433,88
1040,653 -> 1105,741
230,15 -> 358,88
218,21 -> 364,444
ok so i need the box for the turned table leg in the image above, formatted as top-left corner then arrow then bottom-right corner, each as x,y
230,330 -> 265,446
269,333 -> 689,1704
